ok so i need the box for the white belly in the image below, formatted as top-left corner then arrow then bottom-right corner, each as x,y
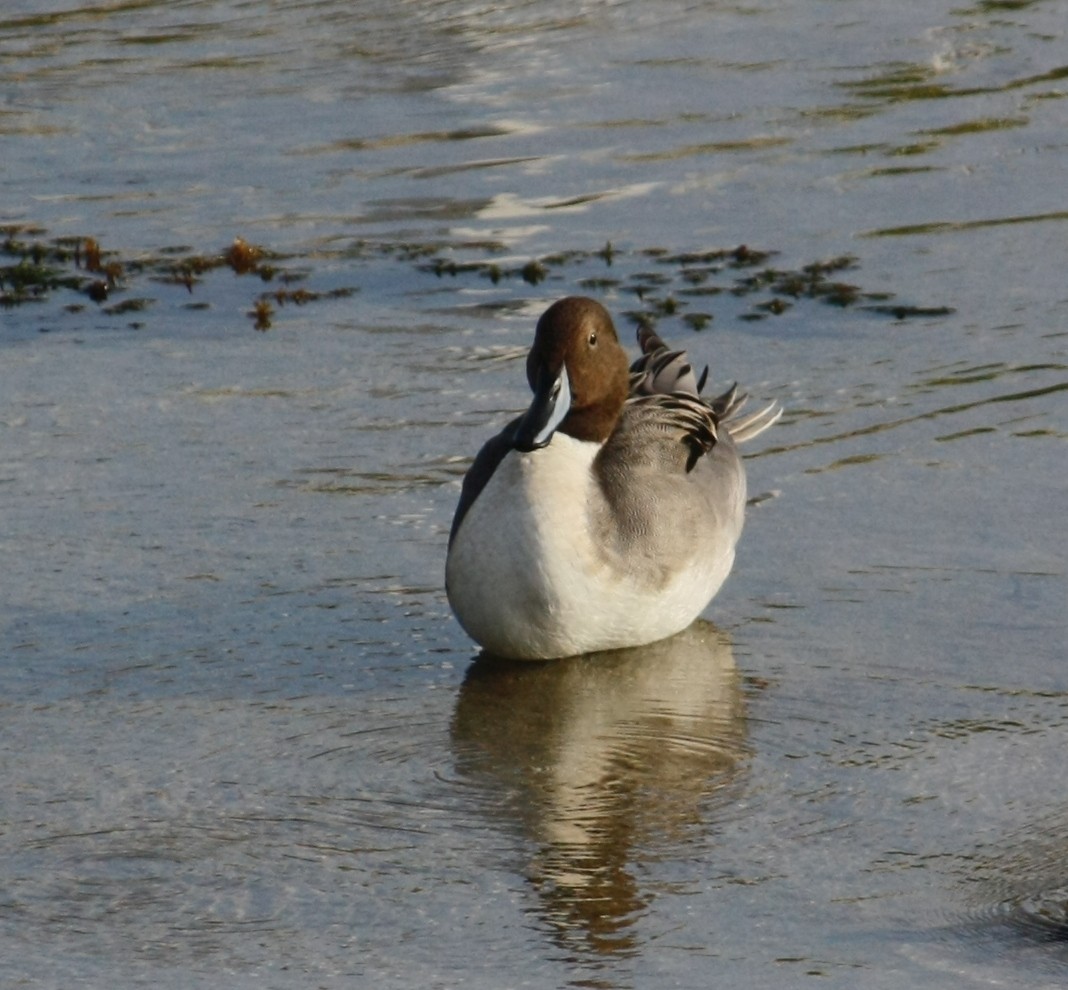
445,435 -> 734,660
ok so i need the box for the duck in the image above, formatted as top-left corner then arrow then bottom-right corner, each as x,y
445,295 -> 780,660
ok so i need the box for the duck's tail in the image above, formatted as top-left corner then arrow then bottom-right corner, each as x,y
714,385 -> 783,444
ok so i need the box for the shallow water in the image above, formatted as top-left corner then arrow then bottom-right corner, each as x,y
2,1 -> 1067,987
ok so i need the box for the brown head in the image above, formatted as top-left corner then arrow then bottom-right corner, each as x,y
513,297 -> 630,450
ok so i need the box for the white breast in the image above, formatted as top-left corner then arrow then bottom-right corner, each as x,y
445,434 -> 735,660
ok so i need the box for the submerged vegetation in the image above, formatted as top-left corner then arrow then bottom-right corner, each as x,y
1,224 -> 953,334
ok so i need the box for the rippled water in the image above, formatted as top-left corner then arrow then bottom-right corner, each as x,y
2,1 -> 1066,987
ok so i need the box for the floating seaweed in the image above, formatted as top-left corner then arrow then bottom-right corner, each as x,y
226,236 -> 264,275
0,223 -> 954,334
249,298 -> 274,332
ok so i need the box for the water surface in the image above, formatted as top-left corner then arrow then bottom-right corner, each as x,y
2,1 -> 1066,987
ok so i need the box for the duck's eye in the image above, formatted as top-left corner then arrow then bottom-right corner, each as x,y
588,331 -> 598,347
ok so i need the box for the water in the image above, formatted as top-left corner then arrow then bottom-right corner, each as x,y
2,1 -> 1066,987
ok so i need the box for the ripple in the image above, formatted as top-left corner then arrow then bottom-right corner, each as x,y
955,810 -> 1068,949
0,684 -> 534,979
996,888 -> 1068,942
864,208 -> 1068,238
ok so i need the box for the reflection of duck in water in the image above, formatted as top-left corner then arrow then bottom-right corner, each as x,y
446,296 -> 780,660
451,621 -> 748,957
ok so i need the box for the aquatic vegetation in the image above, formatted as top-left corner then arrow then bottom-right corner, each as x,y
414,240 -> 949,326
0,226 -> 333,331
0,224 -> 953,333
249,298 -> 274,332
226,236 -> 264,275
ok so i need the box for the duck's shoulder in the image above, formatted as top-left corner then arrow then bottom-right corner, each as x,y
448,417 -> 521,547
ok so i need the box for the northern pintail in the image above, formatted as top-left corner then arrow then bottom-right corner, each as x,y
446,296 -> 780,660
